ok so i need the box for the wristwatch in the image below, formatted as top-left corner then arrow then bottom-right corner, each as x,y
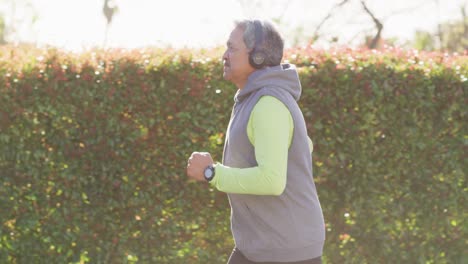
203,165 -> 215,182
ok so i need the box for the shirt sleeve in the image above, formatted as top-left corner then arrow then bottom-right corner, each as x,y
210,96 -> 293,195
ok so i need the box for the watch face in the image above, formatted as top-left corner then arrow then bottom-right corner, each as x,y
204,166 -> 215,181
204,168 -> 213,179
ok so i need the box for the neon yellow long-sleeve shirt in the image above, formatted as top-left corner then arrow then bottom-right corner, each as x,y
210,95 -> 313,195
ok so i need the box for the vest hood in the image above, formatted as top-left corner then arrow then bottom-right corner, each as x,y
234,64 -> 302,103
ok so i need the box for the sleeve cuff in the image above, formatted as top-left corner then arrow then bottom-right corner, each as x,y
209,163 -> 222,187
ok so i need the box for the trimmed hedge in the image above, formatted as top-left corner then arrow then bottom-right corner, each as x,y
0,45 -> 466,263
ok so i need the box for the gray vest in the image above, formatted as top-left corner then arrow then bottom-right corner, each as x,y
223,81 -> 325,262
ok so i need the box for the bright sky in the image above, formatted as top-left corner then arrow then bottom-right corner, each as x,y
1,0 -> 466,51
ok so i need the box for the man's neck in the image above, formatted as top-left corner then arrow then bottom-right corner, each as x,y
236,80 -> 246,90
236,70 -> 256,90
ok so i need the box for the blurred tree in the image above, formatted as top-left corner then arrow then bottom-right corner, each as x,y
439,15 -> 467,52
312,0 -> 350,47
313,0 -> 425,49
0,0 -> 37,44
234,0 -> 450,50
412,30 -> 436,51
103,0 -> 118,47
411,5 -> 467,52
360,0 -> 383,49
0,15 -> 5,44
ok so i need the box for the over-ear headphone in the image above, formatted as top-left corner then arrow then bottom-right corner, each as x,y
249,20 -> 267,69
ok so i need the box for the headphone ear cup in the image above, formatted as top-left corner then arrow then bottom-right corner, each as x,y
249,50 -> 266,69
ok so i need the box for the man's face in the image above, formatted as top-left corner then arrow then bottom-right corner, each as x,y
222,26 -> 255,89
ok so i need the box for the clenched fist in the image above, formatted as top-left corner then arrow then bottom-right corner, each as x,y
186,152 -> 214,181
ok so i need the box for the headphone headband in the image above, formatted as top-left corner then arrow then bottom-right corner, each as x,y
253,20 -> 263,49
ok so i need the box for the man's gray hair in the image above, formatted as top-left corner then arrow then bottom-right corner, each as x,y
235,19 -> 284,67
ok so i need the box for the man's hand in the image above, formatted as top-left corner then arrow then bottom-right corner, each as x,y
187,152 -> 214,181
